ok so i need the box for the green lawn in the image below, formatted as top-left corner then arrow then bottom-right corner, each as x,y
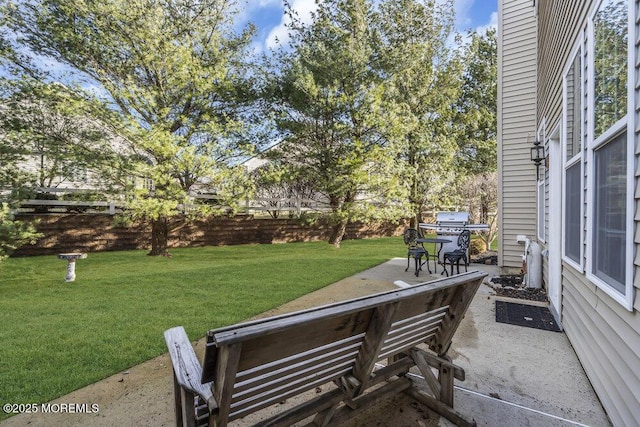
0,238 -> 400,417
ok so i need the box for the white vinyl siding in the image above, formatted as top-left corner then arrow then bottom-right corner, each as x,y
498,0 -> 538,269
505,0 -> 640,424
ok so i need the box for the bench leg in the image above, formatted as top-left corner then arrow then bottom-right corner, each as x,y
404,387 -> 476,427
312,403 -> 339,426
408,349 -> 475,426
322,377 -> 412,426
172,373 -> 184,427
178,383 -> 197,427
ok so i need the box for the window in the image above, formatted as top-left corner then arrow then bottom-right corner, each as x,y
592,130 -> 627,293
593,0 -> 627,138
565,162 -> 581,263
586,0 -> 633,309
564,48 -> 583,268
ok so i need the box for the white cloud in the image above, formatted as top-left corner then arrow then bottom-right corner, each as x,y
475,11 -> 498,35
440,0 -> 497,35
452,0 -> 475,29
265,0 -> 318,49
237,0 -> 280,20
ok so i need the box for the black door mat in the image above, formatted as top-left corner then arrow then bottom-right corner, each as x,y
495,301 -> 561,332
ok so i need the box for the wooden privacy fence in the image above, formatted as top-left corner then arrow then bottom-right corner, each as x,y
12,214 -> 408,256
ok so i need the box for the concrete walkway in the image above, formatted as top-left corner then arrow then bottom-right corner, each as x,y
1,258 -> 611,426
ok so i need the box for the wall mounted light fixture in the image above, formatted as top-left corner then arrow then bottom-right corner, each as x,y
530,140 -> 545,177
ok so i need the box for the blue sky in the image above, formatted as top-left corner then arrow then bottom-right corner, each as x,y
237,0 -> 498,53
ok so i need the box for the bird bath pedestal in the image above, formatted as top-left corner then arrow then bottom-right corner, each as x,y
57,253 -> 87,282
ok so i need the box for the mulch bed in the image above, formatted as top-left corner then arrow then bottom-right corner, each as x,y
489,275 -> 548,302
468,253 -> 547,302
470,251 -> 498,265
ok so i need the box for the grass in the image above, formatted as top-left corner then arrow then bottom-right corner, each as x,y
0,238 -> 400,417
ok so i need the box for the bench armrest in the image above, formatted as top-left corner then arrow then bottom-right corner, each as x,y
164,326 -> 217,411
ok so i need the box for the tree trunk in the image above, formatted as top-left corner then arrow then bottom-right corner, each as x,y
149,216 -> 170,256
328,219 -> 348,248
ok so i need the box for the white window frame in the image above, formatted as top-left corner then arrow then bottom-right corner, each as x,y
584,0 -> 635,311
562,42 -> 585,272
537,178 -> 545,243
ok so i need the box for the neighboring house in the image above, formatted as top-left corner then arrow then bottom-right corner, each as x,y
499,0 -> 639,424
241,154 -> 270,173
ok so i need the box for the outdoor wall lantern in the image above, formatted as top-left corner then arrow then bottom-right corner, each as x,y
530,140 -> 545,177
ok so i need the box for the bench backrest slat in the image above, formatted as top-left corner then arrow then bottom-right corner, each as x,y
201,271 -> 485,424
230,361 -> 353,420
379,309 -> 448,360
232,335 -> 363,400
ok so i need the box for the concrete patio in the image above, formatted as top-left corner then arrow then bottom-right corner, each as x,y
0,258 -> 611,426
337,258 -> 611,426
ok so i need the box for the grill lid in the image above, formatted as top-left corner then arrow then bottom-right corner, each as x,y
436,211 -> 469,225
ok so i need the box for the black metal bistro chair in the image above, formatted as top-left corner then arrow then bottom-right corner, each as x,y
403,228 -> 430,277
442,229 -> 471,276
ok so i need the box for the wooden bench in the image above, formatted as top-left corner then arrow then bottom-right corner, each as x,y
164,270 -> 487,427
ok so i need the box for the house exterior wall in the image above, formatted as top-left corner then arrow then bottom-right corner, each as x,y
502,0 -> 640,424
497,0 -> 538,271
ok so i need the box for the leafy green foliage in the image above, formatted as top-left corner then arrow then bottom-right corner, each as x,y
0,203 -> 42,261
262,0 -> 415,246
1,0 -> 258,254
455,28 -> 497,176
452,29 -> 497,234
375,0 -> 463,226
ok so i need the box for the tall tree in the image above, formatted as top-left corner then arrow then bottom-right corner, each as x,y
455,28 -> 497,177
454,28 -> 497,228
1,0 -> 257,255
375,0 -> 463,227
263,0 -> 406,247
